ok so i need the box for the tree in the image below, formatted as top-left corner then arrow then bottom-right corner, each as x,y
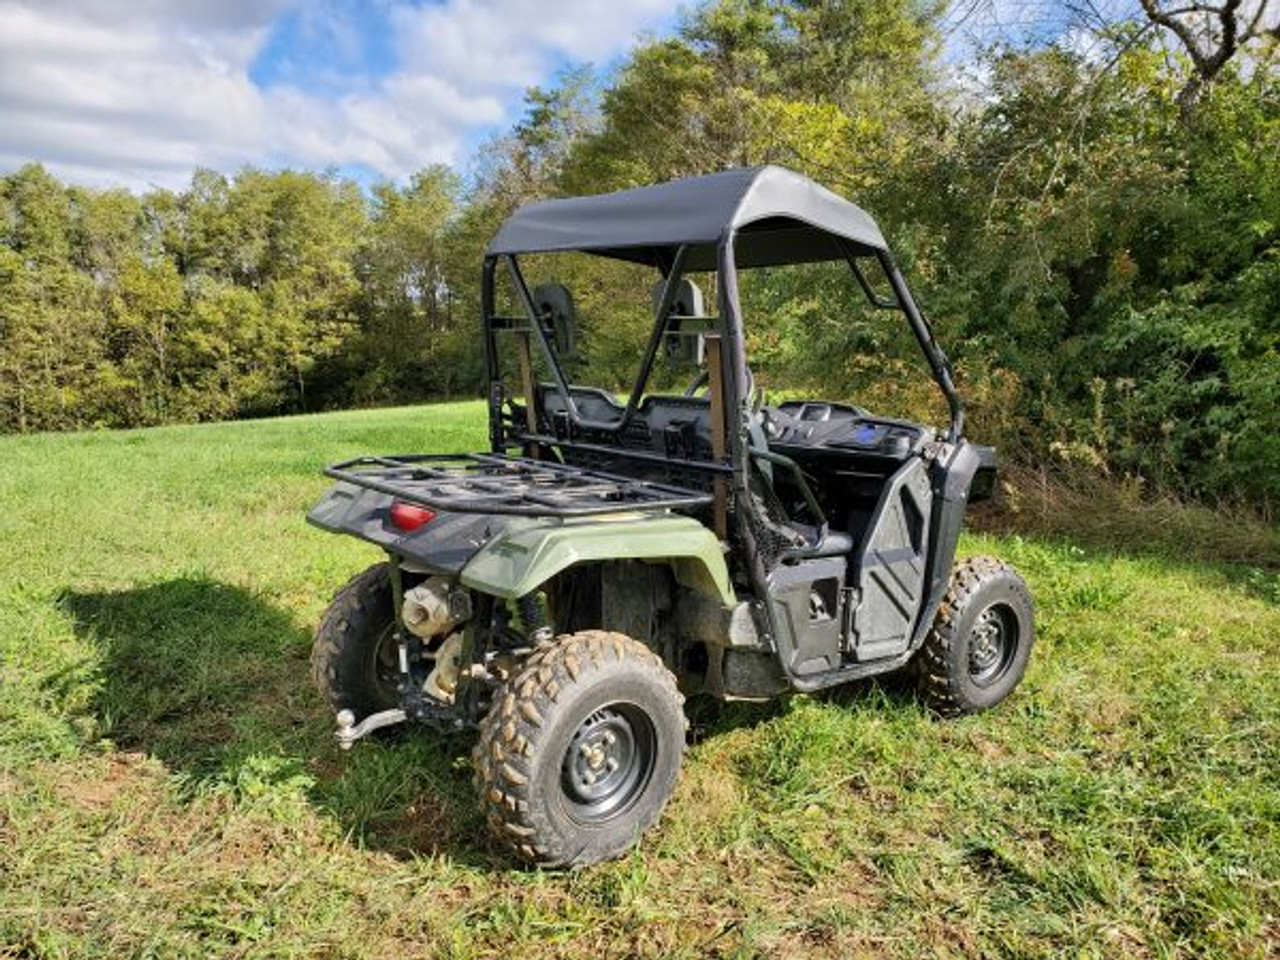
335,166 -> 460,404
0,165 -> 104,431
1138,0 -> 1280,112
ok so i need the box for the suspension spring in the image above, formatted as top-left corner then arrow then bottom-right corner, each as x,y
516,591 -> 553,644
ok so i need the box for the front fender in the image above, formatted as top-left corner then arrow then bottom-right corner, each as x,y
459,513 -> 734,604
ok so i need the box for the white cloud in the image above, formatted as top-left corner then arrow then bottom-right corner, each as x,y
0,0 -> 675,191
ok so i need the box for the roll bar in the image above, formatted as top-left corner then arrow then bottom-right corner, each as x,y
480,236 -> 966,448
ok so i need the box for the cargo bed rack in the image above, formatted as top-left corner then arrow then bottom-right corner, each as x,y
324,453 -> 714,518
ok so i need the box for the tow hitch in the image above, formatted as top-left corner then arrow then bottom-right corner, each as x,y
334,708 -> 407,749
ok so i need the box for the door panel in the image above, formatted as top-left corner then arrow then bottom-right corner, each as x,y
847,458 -> 932,661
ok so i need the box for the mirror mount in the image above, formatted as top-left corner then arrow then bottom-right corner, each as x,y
531,283 -> 577,358
655,278 -> 709,367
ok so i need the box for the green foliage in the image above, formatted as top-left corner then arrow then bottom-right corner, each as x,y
1,0 -> 1278,509
324,166 -> 463,404
923,46 -> 1280,506
0,165 -> 434,429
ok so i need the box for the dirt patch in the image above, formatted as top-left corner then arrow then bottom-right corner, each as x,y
967,730 -> 1010,762
49,751 -> 151,812
379,789 -> 462,858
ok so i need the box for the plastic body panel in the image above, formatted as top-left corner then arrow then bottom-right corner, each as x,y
306,482 -> 509,574
916,440 -> 994,636
459,513 -> 734,604
766,556 -> 846,676
848,437 -> 999,670
847,458 -> 933,661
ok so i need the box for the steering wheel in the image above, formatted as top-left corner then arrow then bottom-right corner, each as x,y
761,404 -> 794,441
683,367 -> 763,405
682,369 -> 710,398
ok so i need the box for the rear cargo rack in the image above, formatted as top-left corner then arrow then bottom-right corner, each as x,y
324,453 -> 714,518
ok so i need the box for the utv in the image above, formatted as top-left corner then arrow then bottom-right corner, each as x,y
307,166 -> 1034,867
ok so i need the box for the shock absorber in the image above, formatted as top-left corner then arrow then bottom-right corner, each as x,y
516,591 -> 554,645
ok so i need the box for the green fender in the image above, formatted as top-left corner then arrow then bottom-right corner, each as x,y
459,513 -> 734,605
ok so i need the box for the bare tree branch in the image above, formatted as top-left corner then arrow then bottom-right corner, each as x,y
1136,0 -> 1280,112
1133,0 -> 1280,112
1241,0 -> 1278,39
942,0 -> 1277,116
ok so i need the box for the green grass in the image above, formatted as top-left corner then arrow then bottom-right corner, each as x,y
1,401 -> 1277,958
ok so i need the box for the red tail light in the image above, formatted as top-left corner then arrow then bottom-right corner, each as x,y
389,500 -> 436,532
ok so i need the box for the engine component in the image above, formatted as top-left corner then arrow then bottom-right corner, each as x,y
424,632 -> 464,702
403,576 -> 462,639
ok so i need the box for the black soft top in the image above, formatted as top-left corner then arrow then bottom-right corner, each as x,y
487,165 -> 888,270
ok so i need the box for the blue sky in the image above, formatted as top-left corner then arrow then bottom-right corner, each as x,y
250,3 -> 402,96
0,0 -> 1143,192
0,0 -> 681,190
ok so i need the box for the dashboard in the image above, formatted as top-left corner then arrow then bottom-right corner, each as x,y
764,401 -> 928,460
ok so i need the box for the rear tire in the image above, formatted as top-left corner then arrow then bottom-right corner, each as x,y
474,631 -> 686,868
916,556 -> 1034,717
311,563 -> 401,718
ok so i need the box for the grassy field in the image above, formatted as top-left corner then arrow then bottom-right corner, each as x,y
1,401 -> 1277,959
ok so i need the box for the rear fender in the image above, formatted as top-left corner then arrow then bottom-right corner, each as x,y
307,482 -> 511,574
459,514 -> 733,604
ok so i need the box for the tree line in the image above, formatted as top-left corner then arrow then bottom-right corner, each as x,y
1,0 -> 1277,510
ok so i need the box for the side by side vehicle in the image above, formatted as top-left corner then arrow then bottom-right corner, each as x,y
307,166 -> 1035,866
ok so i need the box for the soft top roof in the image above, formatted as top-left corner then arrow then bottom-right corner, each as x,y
487,165 -> 888,270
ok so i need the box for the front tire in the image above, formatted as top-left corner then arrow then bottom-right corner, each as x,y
474,631 -> 686,868
916,556 -> 1034,717
311,563 -> 401,718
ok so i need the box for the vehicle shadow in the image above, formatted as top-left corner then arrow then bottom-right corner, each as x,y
684,667 -> 920,743
61,578 -> 502,868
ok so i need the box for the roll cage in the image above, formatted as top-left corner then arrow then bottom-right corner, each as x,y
481,167 -> 965,471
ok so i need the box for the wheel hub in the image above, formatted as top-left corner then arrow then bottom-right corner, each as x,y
560,705 -> 653,822
372,623 -> 401,698
968,604 -> 1016,686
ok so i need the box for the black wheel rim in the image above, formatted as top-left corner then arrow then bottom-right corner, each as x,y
368,622 -> 401,705
968,603 -> 1019,687
560,703 -> 656,823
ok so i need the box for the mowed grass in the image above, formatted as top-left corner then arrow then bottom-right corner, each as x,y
1,401 -> 1277,959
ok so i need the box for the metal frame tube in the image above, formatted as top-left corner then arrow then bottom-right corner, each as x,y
880,255 -> 965,440
487,248 -> 693,436
715,231 -> 749,467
